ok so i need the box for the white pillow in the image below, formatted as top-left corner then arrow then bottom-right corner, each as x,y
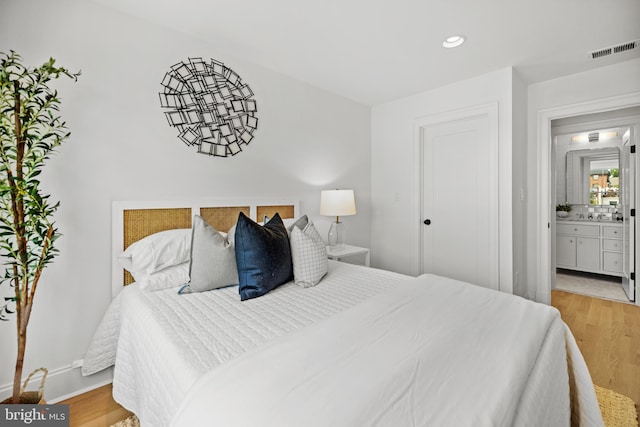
290,221 -> 328,288
137,262 -> 190,291
119,228 -> 191,276
228,223 -> 237,246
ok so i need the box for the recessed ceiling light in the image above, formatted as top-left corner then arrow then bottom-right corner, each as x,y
443,35 -> 465,48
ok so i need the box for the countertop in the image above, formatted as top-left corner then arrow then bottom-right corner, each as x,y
557,218 -> 623,225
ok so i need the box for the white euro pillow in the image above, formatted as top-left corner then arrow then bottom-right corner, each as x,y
119,228 -> 191,276
137,262 -> 190,291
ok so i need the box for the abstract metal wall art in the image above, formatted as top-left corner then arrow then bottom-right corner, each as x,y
159,57 -> 258,157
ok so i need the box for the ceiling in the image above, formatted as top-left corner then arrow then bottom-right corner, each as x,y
92,0 -> 640,106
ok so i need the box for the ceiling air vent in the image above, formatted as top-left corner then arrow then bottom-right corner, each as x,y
614,40 -> 638,54
591,47 -> 612,59
590,40 -> 639,59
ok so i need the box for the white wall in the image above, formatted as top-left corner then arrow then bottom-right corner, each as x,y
370,67 -> 517,293
526,58 -> 640,301
0,0 -> 372,401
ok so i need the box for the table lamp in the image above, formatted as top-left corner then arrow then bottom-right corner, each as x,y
320,189 -> 356,250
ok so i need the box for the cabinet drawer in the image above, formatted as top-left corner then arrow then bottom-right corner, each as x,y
602,226 -> 622,238
557,223 -> 600,237
603,239 -> 623,252
603,252 -> 623,273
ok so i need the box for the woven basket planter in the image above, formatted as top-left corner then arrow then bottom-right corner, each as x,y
1,368 -> 47,404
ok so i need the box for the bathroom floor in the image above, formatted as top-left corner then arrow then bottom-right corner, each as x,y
555,269 -> 631,303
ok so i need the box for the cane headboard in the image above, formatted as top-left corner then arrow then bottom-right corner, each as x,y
112,199 -> 298,297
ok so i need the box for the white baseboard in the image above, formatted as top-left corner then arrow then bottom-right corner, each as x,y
0,364 -> 113,403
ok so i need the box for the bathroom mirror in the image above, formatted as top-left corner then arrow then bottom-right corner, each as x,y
566,147 -> 620,205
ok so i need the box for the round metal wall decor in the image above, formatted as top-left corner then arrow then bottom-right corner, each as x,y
159,57 -> 258,157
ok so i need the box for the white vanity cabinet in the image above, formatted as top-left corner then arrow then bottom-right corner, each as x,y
556,221 -> 623,277
556,223 -> 600,271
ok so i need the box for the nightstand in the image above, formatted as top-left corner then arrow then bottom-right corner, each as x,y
326,244 -> 370,267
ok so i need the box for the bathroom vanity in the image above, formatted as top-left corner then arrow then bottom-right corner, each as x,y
556,220 -> 623,277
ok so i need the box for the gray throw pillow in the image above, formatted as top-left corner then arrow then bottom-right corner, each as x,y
186,215 -> 239,293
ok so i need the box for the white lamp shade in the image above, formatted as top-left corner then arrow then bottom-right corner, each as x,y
320,189 -> 356,217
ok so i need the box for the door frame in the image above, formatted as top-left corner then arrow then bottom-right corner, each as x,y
537,92 -> 640,306
411,102 -> 507,290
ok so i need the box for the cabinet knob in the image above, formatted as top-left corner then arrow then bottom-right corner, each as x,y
423,219 -> 431,225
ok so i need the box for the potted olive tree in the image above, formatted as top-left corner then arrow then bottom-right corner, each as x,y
0,51 -> 78,403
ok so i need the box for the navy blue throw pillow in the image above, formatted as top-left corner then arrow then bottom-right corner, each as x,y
234,212 -> 293,301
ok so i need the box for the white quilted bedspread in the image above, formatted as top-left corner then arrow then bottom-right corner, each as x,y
84,261 -> 602,427
171,274 -> 603,427
84,261 -> 410,426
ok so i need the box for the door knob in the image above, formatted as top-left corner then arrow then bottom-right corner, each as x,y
424,219 -> 431,225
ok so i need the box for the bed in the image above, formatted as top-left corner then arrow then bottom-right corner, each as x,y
83,199 -> 604,427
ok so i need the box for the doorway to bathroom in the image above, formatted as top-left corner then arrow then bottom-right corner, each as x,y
551,109 -> 639,303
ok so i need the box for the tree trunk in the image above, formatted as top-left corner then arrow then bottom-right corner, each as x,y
12,326 -> 26,403
9,75 -> 28,405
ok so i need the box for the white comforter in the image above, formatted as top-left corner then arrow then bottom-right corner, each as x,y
170,274 -> 603,427
84,262 -> 603,427
83,261 -> 411,425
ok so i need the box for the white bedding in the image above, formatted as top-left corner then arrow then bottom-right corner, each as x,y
170,274 -> 603,427
84,261 -> 603,427
84,261 -> 411,425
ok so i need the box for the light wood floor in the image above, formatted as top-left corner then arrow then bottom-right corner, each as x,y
551,289 -> 640,409
61,290 -> 640,426
60,384 -> 131,427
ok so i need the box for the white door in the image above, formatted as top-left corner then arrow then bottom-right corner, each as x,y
421,115 -> 499,289
621,128 -> 635,301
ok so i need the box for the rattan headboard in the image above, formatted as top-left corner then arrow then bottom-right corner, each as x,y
112,199 -> 299,296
